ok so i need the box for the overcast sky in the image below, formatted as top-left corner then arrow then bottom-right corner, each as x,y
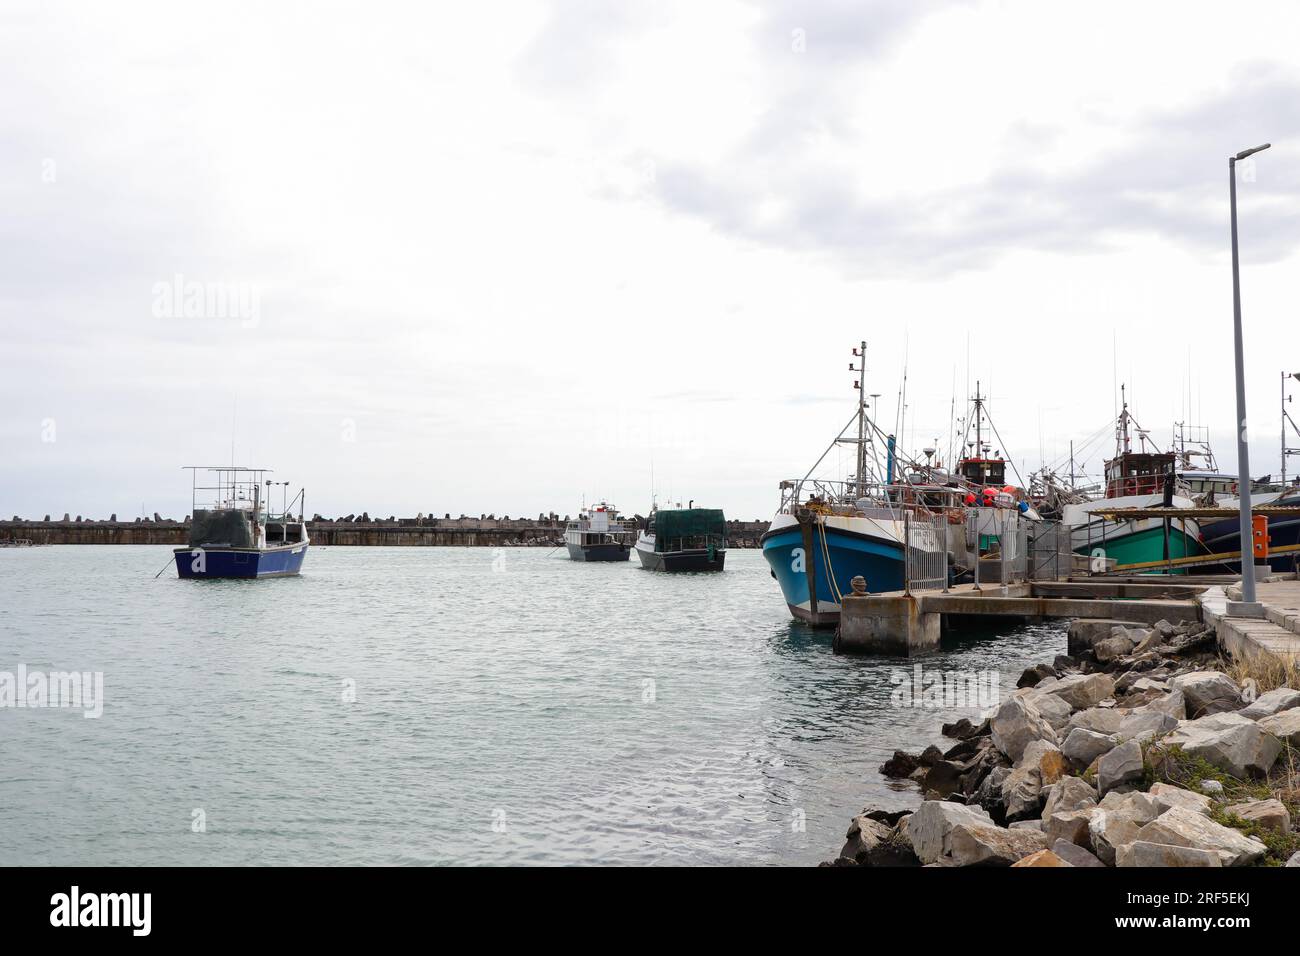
4,0 -> 1300,522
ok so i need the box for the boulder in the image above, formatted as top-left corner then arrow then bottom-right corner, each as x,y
1044,807 -> 1096,847
974,765 -> 1012,822
1012,848 -> 1071,867
922,760 -> 966,798
1162,712 -> 1283,779
840,815 -> 894,862
1068,619 -> 1125,656
1022,690 -> 1073,732
1066,707 -> 1126,736
1287,851 -> 1300,867
1135,806 -> 1268,866
1094,635 -> 1134,663
1052,839 -> 1106,867
1257,708 -> 1300,747
1052,654 -> 1078,672
1148,782 -> 1212,817
1042,776 -> 1097,819
1097,739 -> 1145,796
1116,709 -> 1178,743
1136,687 -> 1186,720
1169,671 -> 1241,717
1040,673 -> 1116,711
1226,798 -> 1291,834
1017,663 -> 1058,689
880,750 -> 922,778
866,817 -> 921,867
1133,628 -> 1165,655
1088,791 -> 1160,865
908,801 -> 998,864
1115,841 -> 1222,867
947,823 -> 1050,866
919,745 -> 945,767
1061,727 -> 1118,766
990,696 -> 1059,763
1239,686 -> 1300,721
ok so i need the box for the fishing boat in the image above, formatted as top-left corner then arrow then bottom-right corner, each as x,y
564,502 -> 633,562
761,342 -> 954,626
1060,390 -> 1200,569
634,503 -> 726,571
174,466 -> 309,579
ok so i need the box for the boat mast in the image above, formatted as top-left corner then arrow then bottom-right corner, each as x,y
852,340 -> 867,498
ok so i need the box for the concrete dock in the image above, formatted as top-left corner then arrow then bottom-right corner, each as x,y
835,580 -> 1204,655
838,569 -> 1300,671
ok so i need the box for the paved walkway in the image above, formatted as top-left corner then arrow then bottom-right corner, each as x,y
1199,578 -> 1300,664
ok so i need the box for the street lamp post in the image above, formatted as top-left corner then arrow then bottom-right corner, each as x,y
1227,142 -> 1270,617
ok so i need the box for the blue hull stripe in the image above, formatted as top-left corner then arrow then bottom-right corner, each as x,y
761,525 -> 904,625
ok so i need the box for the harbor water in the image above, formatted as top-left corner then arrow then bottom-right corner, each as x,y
0,546 -> 1067,866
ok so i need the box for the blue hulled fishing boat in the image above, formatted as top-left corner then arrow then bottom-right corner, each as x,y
761,342 -> 923,626
174,466 -> 309,579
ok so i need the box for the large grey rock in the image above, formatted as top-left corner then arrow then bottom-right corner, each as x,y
1023,690 -> 1073,732
1257,708 -> 1300,747
1088,791 -> 1160,865
1044,807 -> 1096,847
1061,727 -> 1118,766
1041,775 -> 1097,820
1115,841 -> 1222,867
1068,619 -> 1124,656
1067,707 -> 1126,735
1287,851 -> 1300,867
1052,838 -> 1106,867
1169,671 -> 1241,717
990,696 -> 1059,763
1002,765 -> 1044,823
1041,673 -> 1116,711
1227,798 -> 1291,834
947,824 -> 1050,866
1239,686 -> 1300,721
1148,782 -> 1212,817
1163,712 -> 1283,779
1094,635 -> 1135,663
1097,739 -> 1145,796
840,815 -> 894,862
1117,709 -> 1178,743
1135,806 -> 1268,866
909,800 -> 997,864
1136,686 -> 1187,720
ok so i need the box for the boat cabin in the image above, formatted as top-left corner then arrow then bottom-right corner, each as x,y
646,508 -> 726,554
1104,451 -> 1176,498
958,456 -> 1006,487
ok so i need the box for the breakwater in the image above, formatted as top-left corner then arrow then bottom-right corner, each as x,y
825,602 -> 1300,868
0,515 -> 770,547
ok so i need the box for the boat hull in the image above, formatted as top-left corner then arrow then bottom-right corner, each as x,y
760,513 -> 905,627
1200,508 -> 1300,572
174,543 -> 308,579
1063,494 -> 1201,571
566,542 -> 630,562
634,541 -> 725,572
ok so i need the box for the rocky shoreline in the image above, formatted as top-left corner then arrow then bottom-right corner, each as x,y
825,618 -> 1300,867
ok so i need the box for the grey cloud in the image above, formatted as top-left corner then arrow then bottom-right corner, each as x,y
647,63 -> 1300,277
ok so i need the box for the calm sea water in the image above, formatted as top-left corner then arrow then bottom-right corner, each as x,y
0,546 -> 1065,866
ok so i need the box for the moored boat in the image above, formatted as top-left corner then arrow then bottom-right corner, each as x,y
1061,390 -> 1200,570
174,466 -> 309,579
564,502 -> 633,561
635,504 -> 726,571
761,341 -> 949,627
